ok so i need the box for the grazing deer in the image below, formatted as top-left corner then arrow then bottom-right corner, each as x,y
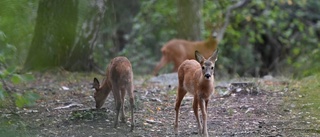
92,56 -> 135,131
153,30 -> 218,76
174,50 -> 218,137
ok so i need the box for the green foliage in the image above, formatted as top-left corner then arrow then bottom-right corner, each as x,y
0,84 -> 6,100
14,92 -> 39,108
0,0 -> 38,66
201,0 -> 320,77
297,46 -> 320,77
70,110 -> 95,120
96,0 -> 320,77
0,115 -> 35,137
0,31 -> 37,108
0,0 -> 38,107
0,69 -> 38,108
69,109 -> 112,121
1,0 -> 319,77
124,0 -> 178,74
95,0 -> 179,74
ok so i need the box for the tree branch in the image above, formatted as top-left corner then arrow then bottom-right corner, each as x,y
217,0 -> 251,42
0,77 -> 10,92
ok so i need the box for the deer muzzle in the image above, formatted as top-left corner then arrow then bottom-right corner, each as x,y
204,73 -> 211,79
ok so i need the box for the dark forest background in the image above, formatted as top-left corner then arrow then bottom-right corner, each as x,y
1,0 -> 319,78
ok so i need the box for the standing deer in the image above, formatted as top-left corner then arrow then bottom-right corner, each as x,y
174,50 -> 218,137
153,31 -> 218,76
92,56 -> 135,131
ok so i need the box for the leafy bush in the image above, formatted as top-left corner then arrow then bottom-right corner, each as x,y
0,31 -> 38,108
0,114 -> 35,137
0,0 -> 38,66
93,0 -> 320,77
201,0 -> 320,77
94,0 -> 179,74
1,0 -> 320,77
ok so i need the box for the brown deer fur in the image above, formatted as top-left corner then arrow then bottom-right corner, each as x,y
93,56 -> 135,131
153,31 -> 218,76
174,50 -> 218,137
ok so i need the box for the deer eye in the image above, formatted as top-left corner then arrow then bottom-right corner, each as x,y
211,67 -> 214,70
202,66 -> 205,70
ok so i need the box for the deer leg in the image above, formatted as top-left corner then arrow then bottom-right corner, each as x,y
153,56 -> 169,76
120,88 -> 126,123
129,97 -> 135,131
114,102 -> 121,128
174,86 -> 187,134
112,87 -> 121,128
127,84 -> 135,131
193,95 -> 202,136
200,98 -> 208,137
205,100 -> 208,112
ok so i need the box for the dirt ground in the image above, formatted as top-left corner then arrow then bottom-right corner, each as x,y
1,71 -> 320,137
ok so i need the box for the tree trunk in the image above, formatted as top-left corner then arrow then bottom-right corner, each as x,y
177,0 -> 203,40
24,0 -> 78,71
65,0 -> 106,71
103,0 -> 140,57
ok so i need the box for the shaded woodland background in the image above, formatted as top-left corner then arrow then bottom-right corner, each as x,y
0,0 -> 320,136
1,0 -> 320,77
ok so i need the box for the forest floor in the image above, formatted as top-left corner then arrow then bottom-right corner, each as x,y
1,71 -> 320,137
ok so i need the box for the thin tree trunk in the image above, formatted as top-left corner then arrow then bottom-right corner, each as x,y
65,0 -> 106,71
177,0 -> 203,40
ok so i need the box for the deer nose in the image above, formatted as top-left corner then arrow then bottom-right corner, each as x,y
205,74 -> 211,79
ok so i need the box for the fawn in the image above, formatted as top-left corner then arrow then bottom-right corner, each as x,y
174,50 -> 218,137
92,56 -> 135,131
153,30 -> 218,76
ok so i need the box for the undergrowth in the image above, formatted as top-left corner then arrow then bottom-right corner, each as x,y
0,114 -> 35,137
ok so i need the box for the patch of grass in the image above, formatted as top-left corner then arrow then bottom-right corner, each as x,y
135,74 -> 153,88
134,93 -> 144,110
167,88 -> 176,96
292,74 -> 320,121
69,109 -> 110,121
0,115 -> 35,137
70,110 -> 94,120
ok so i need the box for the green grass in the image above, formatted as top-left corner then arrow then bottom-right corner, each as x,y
292,73 -> 320,121
0,115 -> 35,137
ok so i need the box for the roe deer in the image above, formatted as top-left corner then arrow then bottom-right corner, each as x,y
153,31 -> 218,76
92,56 -> 135,131
174,50 -> 218,137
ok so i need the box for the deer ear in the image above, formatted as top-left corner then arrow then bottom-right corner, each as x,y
93,78 -> 100,89
208,49 -> 218,62
195,50 -> 205,63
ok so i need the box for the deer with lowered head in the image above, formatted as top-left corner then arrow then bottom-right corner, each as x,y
174,49 -> 218,137
92,56 -> 135,131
